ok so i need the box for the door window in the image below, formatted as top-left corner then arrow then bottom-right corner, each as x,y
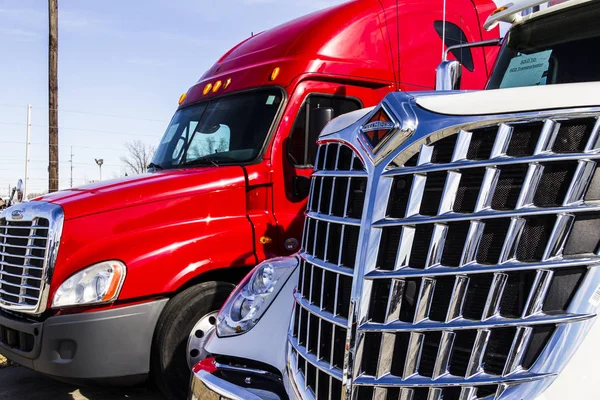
288,95 -> 361,168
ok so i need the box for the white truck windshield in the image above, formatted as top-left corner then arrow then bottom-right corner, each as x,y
488,1 -> 600,89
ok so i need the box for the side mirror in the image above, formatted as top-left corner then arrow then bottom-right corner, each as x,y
292,176 -> 311,200
435,60 -> 462,91
8,178 -> 24,206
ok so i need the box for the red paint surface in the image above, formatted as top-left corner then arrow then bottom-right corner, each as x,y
36,0 -> 500,313
193,357 -> 217,374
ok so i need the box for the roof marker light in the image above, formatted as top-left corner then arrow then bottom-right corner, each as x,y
213,80 -> 222,92
224,78 -> 232,89
203,83 -> 213,95
491,5 -> 510,15
178,93 -> 187,105
269,67 -> 280,81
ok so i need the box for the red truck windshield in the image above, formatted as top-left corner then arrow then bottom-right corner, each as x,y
152,88 -> 283,169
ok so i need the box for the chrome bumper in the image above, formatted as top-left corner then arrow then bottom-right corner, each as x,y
189,370 -> 263,400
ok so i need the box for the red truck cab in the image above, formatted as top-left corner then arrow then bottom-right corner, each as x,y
0,1 -> 498,398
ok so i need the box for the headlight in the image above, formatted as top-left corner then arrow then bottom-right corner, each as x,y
216,256 -> 298,337
52,260 -> 126,308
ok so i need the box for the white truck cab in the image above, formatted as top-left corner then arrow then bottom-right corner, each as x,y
191,1 -> 600,399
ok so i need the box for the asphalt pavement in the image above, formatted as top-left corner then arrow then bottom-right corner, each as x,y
0,364 -> 162,400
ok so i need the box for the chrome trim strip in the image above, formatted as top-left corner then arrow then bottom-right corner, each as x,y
358,312 -> 593,332
289,336 -> 344,380
373,203 -> 600,227
294,293 -> 348,328
190,369 -> 262,400
353,371 -> 554,387
364,256 -> 600,279
382,152 -> 600,177
301,253 -> 354,277
305,211 -> 361,227
313,170 -> 369,178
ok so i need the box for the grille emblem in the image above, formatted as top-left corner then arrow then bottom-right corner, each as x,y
360,107 -> 397,151
11,209 -> 24,220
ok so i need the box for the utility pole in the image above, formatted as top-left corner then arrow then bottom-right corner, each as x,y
48,0 -> 59,192
69,146 -> 74,188
24,104 -> 31,200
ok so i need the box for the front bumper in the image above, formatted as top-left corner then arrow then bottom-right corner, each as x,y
189,360 -> 286,400
0,299 -> 167,383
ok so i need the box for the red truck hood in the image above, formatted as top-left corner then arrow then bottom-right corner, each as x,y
36,166 -> 247,220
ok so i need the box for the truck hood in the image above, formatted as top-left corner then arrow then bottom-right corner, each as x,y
415,82 -> 600,115
36,166 -> 246,220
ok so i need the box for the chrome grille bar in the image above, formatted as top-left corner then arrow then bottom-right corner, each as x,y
373,203 -> 600,227
382,152 -> 600,176
359,313 -> 593,332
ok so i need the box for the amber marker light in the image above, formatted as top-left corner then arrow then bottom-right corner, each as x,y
178,93 -> 187,105
224,78 -> 232,89
491,5 -> 509,15
259,236 -> 272,244
101,261 -> 126,302
213,80 -> 222,92
269,67 -> 280,81
203,83 -> 213,95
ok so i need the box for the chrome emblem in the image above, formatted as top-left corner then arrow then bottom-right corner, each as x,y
11,209 -> 24,220
361,120 -> 396,132
359,106 -> 399,153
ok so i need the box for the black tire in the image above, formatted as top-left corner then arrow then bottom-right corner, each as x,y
151,281 -> 235,400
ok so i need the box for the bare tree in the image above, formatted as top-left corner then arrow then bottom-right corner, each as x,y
120,140 -> 156,175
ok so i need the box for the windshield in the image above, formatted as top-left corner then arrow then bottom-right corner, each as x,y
488,2 -> 600,89
152,89 -> 283,169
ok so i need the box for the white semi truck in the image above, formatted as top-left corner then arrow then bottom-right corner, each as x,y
190,1 -> 600,399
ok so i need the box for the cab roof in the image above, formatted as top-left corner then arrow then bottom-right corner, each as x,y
484,0 -> 591,30
182,0 -> 400,106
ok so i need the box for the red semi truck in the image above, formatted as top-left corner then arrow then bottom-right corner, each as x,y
0,0 -> 498,398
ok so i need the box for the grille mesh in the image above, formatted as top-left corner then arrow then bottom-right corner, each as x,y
0,217 -> 49,309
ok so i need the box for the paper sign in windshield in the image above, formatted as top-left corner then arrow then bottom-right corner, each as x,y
500,50 -> 553,89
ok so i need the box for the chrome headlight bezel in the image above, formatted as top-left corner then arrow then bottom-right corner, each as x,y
216,256 -> 298,337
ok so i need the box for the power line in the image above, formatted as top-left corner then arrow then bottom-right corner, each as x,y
0,141 -> 141,152
0,104 -> 169,123
30,124 -> 161,138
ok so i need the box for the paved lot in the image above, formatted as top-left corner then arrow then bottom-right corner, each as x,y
0,358 -> 162,400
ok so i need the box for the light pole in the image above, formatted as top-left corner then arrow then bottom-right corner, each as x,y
95,158 -> 104,181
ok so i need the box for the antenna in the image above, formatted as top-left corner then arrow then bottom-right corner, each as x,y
396,0 -> 400,90
442,0 -> 447,61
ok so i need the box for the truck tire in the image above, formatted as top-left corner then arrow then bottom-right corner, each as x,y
151,281 -> 235,400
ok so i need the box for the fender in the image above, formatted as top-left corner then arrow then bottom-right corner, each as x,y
46,167 -> 257,306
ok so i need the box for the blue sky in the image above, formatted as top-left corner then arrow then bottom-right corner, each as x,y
0,0 -> 345,197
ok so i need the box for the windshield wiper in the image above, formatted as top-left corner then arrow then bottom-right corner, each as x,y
147,162 -> 164,171
181,155 -> 220,168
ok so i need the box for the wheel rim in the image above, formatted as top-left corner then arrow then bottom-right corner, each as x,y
186,311 -> 219,370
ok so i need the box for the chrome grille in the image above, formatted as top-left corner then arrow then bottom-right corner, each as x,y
357,114 -> 600,399
291,142 -> 367,398
0,203 -> 63,314
288,97 -> 600,400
